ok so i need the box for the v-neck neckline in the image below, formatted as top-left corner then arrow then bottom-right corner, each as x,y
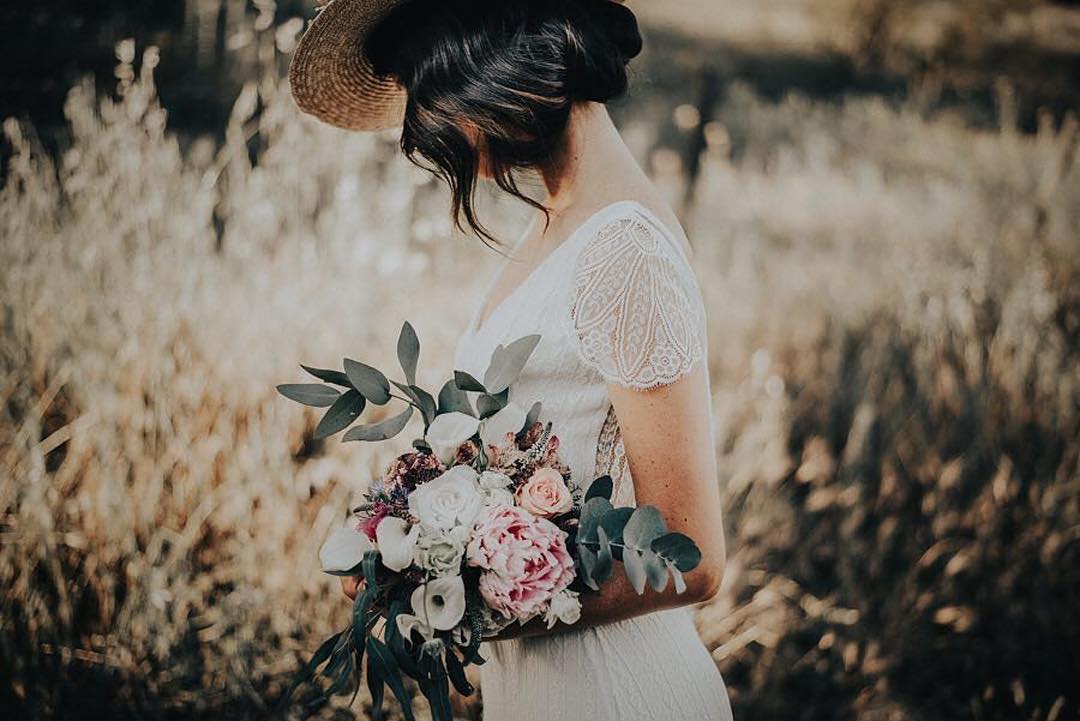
466,199 -> 642,338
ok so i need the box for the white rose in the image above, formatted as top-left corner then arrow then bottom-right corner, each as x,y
414,525 -> 470,576
482,487 -> 515,508
375,516 -> 420,572
480,402 -> 527,448
478,470 -> 512,490
319,522 -> 375,574
408,465 -> 484,531
544,589 -> 582,629
425,411 -> 480,464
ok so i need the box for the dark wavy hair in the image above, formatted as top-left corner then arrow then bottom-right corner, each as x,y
365,0 -> 642,245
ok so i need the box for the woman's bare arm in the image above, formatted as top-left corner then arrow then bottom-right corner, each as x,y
494,362 -> 727,640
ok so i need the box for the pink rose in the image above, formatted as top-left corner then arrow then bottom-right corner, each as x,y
466,505 -> 575,622
515,467 -> 573,518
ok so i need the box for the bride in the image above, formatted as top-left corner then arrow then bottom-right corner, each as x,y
289,0 -> 734,718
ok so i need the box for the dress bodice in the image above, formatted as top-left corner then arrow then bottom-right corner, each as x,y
451,199 -> 733,721
452,199 -> 710,507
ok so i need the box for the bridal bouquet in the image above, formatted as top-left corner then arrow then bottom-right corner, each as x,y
277,323 -> 703,720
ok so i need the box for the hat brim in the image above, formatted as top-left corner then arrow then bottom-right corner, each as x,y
288,0 -> 409,132
288,0 -> 628,133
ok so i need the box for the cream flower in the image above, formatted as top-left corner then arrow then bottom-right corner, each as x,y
408,465 -> 484,531
395,575 -> 467,641
319,521 -> 375,574
375,516 -> 420,572
414,525 -> 470,577
425,412 -> 480,464
478,470 -> 513,490
544,588 -> 582,629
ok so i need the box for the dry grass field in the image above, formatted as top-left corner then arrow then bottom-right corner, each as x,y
2,27 -> 1078,721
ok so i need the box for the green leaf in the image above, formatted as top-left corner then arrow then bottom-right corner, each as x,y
453,370 -> 486,393
276,383 -> 340,407
576,545 -> 599,591
593,525 -> 614,585
585,475 -> 613,502
366,645 -> 386,721
367,635 -> 417,721
476,388 -> 508,419
280,629 -> 345,706
417,660 -> 453,721
650,532 -> 702,572
437,379 -> 474,417
391,381 -> 436,426
444,647 -> 474,696
397,321 -> 420,385
343,406 -> 414,442
521,401 -> 542,433
344,358 -> 391,405
300,364 -> 352,387
599,507 -> 634,554
623,548 -> 648,594
642,549 -> 670,592
577,497 -> 614,545
314,389 -> 366,439
483,334 -> 541,394
623,506 -> 667,550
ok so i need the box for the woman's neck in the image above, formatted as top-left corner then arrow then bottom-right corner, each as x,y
538,102 -> 645,215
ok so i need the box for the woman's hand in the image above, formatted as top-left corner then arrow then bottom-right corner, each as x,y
340,575 -> 364,601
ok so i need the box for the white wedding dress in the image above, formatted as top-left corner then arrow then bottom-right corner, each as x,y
453,200 -> 734,721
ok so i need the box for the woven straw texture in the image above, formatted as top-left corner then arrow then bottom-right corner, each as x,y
288,0 -> 628,132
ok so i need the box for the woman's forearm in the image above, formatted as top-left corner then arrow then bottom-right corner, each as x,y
490,555 -> 724,641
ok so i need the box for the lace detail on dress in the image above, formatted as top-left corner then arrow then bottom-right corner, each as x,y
569,208 -> 706,390
594,404 -> 636,507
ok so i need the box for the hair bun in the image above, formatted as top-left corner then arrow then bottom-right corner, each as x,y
586,0 -> 643,62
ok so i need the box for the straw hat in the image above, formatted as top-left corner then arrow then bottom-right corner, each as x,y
288,0 -> 627,132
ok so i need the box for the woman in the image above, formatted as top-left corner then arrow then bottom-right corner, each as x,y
289,0 -> 734,718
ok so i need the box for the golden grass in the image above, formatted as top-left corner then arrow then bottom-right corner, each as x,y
1,43 -> 1077,720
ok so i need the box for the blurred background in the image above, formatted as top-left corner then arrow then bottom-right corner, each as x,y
1,1 -> 1078,720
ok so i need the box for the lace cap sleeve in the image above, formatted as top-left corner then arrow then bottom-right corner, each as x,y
569,205 -> 707,390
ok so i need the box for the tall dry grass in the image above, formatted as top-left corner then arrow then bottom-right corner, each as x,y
2,40 -> 1078,721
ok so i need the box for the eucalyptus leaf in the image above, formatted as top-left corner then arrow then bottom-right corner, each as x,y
577,497 -> 614,545
593,525 -> 614,584
599,507 -> 634,553
483,334 -> 541,394
453,370 -> 486,393
576,545 -> 599,591
300,364 -> 352,388
277,383 -> 341,407
521,401 -> 542,434
343,406 -> 414,442
397,321 -> 420,385
623,506 -> 667,550
314,389 -> 366,439
650,532 -> 702,572
390,381 -> 437,426
476,388 -> 509,419
437,379 -> 474,417
642,549 -> 670,592
585,475 -> 613,502
623,548 -> 648,594
344,358 -> 392,405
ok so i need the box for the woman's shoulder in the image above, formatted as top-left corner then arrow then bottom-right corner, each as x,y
564,196 -> 708,391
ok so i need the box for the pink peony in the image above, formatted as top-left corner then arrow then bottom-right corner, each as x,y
515,467 -> 573,518
467,505 -> 576,622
